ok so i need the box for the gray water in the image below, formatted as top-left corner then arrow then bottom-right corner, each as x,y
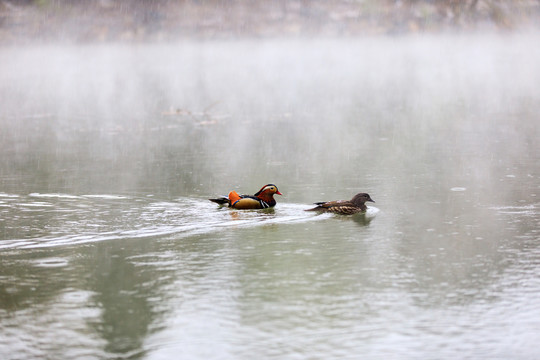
1,35 -> 539,359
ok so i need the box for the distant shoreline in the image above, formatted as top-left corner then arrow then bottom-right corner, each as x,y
1,0 -> 539,44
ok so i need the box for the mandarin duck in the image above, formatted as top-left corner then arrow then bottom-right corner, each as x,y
306,193 -> 375,215
209,184 -> 282,209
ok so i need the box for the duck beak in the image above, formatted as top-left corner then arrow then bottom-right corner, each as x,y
368,198 -> 375,203
276,190 -> 283,196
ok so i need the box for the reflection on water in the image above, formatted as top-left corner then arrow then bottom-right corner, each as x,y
1,36 -> 540,359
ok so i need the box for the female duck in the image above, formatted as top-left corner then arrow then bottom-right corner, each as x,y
210,184 -> 282,209
306,193 -> 374,215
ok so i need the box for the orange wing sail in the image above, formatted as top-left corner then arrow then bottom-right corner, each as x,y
228,190 -> 242,205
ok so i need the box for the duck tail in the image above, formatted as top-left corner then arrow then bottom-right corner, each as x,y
305,202 -> 327,212
209,196 -> 230,205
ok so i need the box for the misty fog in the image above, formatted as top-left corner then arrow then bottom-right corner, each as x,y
1,35 -> 538,201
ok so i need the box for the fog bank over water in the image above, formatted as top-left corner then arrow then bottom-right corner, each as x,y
1,34 -> 538,202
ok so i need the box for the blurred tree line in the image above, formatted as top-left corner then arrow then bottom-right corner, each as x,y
1,0 -> 539,42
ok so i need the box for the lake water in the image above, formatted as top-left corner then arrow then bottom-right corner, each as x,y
1,35 -> 539,359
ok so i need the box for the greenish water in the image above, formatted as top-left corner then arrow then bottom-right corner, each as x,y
1,35 -> 539,359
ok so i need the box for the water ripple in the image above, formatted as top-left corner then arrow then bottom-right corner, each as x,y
0,193 -> 373,250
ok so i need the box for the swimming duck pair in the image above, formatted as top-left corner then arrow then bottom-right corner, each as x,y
209,184 -> 375,215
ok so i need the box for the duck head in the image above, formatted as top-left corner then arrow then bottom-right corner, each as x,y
254,184 -> 282,200
351,193 -> 375,206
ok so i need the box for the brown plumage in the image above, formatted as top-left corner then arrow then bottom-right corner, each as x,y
306,193 -> 375,215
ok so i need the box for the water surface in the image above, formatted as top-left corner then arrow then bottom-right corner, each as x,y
1,35 -> 539,359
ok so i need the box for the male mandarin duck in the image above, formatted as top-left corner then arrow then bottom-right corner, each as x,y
209,184 -> 282,209
306,193 -> 375,215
